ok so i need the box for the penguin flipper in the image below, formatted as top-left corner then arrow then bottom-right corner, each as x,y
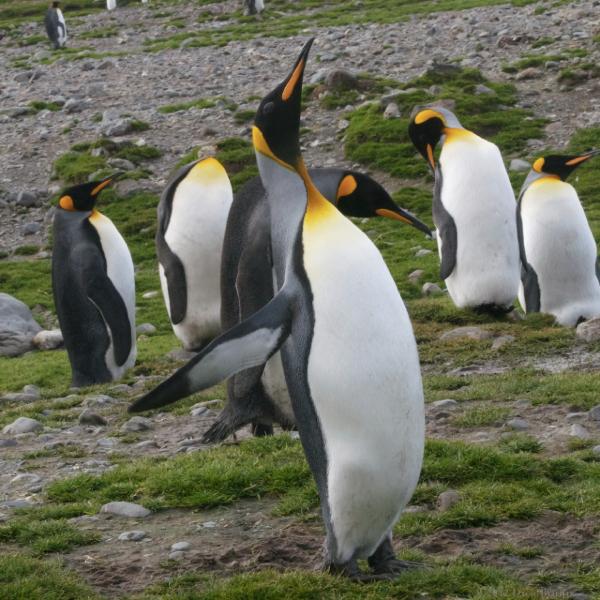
80,253 -> 133,367
595,257 -> 600,286
521,265 -> 541,313
129,290 -> 293,413
157,238 -> 187,324
432,169 -> 457,280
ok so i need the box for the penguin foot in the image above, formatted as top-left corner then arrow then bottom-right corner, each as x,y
472,303 -> 514,317
201,413 -> 239,444
251,421 -> 274,437
324,560 -> 402,582
367,537 -> 422,576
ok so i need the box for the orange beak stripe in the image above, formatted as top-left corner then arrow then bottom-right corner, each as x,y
566,155 -> 592,167
91,178 -> 112,197
426,144 -> 435,169
282,59 -> 305,101
375,208 -> 412,225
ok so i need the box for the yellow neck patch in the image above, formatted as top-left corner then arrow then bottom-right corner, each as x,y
187,157 -> 228,184
300,162 -> 338,230
443,127 -> 475,143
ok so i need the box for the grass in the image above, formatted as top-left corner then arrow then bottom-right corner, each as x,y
0,553 -> 99,600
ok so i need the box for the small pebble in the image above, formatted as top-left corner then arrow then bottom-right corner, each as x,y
118,530 -> 147,542
437,490 -> 461,511
171,541 -> 191,552
506,418 -> 529,431
570,424 -> 591,440
100,501 -> 151,518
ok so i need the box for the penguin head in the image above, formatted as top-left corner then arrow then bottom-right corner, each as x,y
531,150 -> 600,181
335,171 -> 432,236
252,38 -> 314,169
58,177 -> 113,212
408,106 -> 464,171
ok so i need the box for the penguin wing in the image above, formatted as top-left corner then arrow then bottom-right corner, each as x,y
128,289 -> 293,413
76,248 -> 133,366
516,195 -> 541,313
433,168 -> 457,280
44,10 -> 58,41
596,258 -> 600,286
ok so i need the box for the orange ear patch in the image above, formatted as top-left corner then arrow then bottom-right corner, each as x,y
337,175 -> 357,199
532,158 -> 545,173
59,195 -> 75,211
282,59 -> 305,101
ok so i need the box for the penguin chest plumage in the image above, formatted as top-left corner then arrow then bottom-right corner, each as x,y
159,159 -> 233,350
439,132 -> 520,308
56,9 -> 67,46
302,207 -> 424,563
519,180 -> 600,325
89,211 -> 136,377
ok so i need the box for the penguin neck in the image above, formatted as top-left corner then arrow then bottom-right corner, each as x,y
442,127 -> 476,143
298,160 -> 338,230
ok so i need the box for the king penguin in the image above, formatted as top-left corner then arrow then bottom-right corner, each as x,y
156,157 -> 233,351
518,150 -> 600,326
205,168 -> 431,442
52,178 -> 136,387
130,39 -> 425,580
44,1 -> 67,49
409,106 -> 520,313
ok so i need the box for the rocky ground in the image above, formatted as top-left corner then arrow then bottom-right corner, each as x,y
2,0 -> 600,598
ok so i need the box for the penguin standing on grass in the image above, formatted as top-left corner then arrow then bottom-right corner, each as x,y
409,106 -> 520,313
44,2 -> 67,49
131,39 -> 425,580
52,178 -> 136,387
243,0 -> 264,16
204,168 -> 431,442
518,151 -> 600,326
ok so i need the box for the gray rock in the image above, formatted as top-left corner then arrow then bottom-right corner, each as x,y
10,473 -> 41,486
509,158 -> 531,172
324,69 -> 358,91
383,102 -> 401,119
142,291 -> 159,299
102,119 -> 135,137
567,412 -> 588,423
1,499 -> 33,509
171,541 -> 191,552
0,438 -> 17,447
84,394 -> 117,407
135,439 -> 159,450
96,437 -> 119,448
516,67 -> 542,80
136,323 -> 157,335
22,222 -> 41,236
437,490 -> 461,511
118,530 -> 147,541
64,98 -> 87,114
570,424 -> 591,440
491,335 -> 515,350
199,520 -> 217,529
440,326 -> 492,341
107,158 -> 135,171
408,269 -> 425,283
22,385 -> 40,398
576,318 -> 600,342
79,409 -> 107,426
592,445 -> 600,457
588,405 -> 600,421
16,191 -> 40,207
100,501 -> 151,518
415,248 -> 432,257
32,329 -> 63,350
422,282 -> 443,296
1,391 -> 38,403
190,405 -> 208,417
168,550 -> 186,561
474,84 -> 494,95
121,416 -> 153,432
506,418 -> 529,431
432,399 -> 458,409
2,417 -> 43,435
309,68 -> 328,85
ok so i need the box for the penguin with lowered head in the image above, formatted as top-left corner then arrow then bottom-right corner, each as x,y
518,150 -> 600,326
409,106 -> 520,313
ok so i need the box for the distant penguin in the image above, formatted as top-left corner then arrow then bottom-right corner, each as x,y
204,168 -> 431,442
243,0 -> 264,15
44,1 -> 67,49
157,157 -> 233,351
107,0 -> 117,10
409,106 -> 520,313
52,178 -> 136,387
518,151 -> 600,326
130,38 -> 425,580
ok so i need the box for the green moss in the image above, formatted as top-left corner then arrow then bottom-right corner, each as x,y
78,26 -> 118,39
233,108 -> 256,123
452,406 -> 511,428
13,245 -> 40,256
53,151 -> 107,184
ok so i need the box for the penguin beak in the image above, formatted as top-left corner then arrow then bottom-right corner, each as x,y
565,149 -> 600,167
375,207 -> 433,237
90,176 -> 113,197
281,37 -> 314,103
426,144 -> 435,170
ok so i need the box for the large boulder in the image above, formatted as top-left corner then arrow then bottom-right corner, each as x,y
0,294 -> 42,357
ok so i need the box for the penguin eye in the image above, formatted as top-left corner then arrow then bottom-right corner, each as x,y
262,101 -> 275,115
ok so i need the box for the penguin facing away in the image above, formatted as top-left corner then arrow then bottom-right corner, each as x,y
52,178 -> 136,387
518,150 -> 600,326
130,39 -> 425,580
409,106 -> 520,313
243,0 -> 264,15
157,157 -> 233,351
44,2 -> 67,49
107,0 -> 117,10
204,168 -> 431,443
